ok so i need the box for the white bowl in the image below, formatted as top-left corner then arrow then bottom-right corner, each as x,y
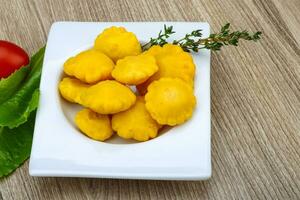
29,22 -> 211,180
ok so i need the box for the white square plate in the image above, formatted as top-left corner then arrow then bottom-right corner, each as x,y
29,22 -> 211,180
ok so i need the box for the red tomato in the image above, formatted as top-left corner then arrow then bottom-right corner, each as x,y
0,40 -> 29,78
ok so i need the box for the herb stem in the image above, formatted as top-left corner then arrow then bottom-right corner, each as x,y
142,23 -> 262,52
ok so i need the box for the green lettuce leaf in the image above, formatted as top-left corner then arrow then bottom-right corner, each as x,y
0,47 -> 45,128
0,112 -> 35,177
0,66 -> 29,104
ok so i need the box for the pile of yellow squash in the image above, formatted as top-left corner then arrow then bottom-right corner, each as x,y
59,26 -> 196,142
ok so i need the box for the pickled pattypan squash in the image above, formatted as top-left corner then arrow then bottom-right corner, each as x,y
112,96 -> 161,141
137,44 -> 195,95
81,80 -> 136,114
112,54 -> 158,85
59,77 -> 89,104
94,26 -> 142,62
145,78 -> 196,126
58,26 -> 202,143
64,49 -> 114,84
75,108 -> 113,141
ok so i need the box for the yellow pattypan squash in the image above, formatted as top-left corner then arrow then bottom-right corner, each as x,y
75,108 -> 113,141
145,78 -> 196,126
58,77 -> 89,104
112,96 -> 161,141
137,44 -> 195,95
94,26 -> 142,62
81,80 -> 136,114
64,49 -> 114,84
112,54 -> 158,85
142,45 -> 162,57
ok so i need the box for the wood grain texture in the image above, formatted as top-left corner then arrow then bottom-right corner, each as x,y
0,0 -> 299,199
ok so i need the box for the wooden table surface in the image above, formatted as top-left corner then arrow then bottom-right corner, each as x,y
0,0 -> 299,199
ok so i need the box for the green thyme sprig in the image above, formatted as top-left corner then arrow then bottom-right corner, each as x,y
142,23 -> 262,52
173,30 -> 203,52
142,25 -> 175,50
